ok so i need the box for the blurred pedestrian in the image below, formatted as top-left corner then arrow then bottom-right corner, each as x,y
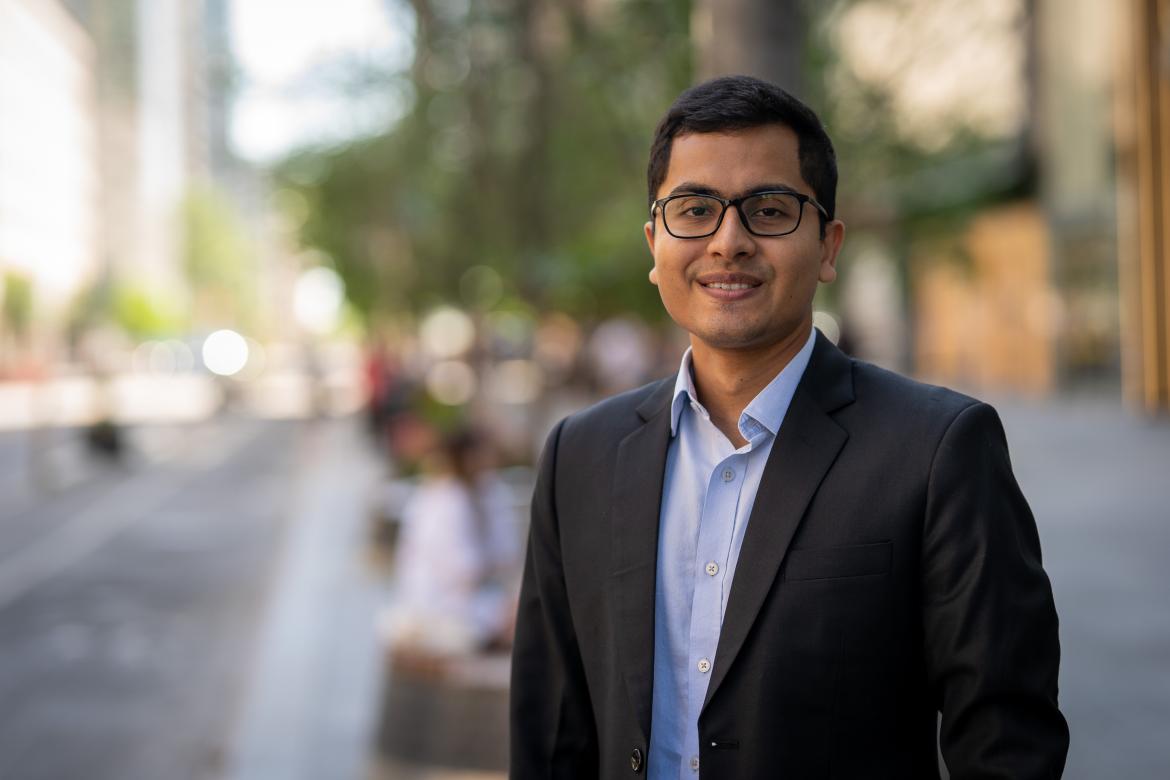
363,337 -> 392,439
511,75 -> 1068,778
381,427 -> 519,658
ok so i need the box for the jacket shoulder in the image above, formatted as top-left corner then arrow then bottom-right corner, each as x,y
558,376 -> 672,449
848,358 -> 982,419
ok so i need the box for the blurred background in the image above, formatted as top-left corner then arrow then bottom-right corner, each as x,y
0,0 -> 1167,778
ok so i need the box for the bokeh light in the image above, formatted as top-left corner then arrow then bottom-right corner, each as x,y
419,307 -> 476,359
293,266 -> 346,335
486,359 -> 544,405
201,329 -> 250,377
424,359 -> 476,405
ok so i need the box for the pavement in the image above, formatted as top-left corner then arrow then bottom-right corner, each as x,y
222,418 -> 391,780
992,396 -> 1170,779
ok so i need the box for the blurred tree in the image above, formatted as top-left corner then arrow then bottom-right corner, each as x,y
808,0 -> 1035,231
693,0 -> 805,91
110,283 -> 184,339
181,184 -> 258,330
1,271 -> 34,341
279,0 -> 692,323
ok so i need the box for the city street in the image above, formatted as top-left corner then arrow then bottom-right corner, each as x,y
0,396 -> 1166,779
4,1 -> 1168,778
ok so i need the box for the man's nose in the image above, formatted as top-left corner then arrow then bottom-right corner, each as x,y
706,205 -> 756,258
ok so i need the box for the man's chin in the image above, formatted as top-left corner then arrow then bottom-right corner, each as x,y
691,327 -> 769,352
689,320 -> 810,355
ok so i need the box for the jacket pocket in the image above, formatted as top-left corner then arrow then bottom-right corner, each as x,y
782,541 -> 891,581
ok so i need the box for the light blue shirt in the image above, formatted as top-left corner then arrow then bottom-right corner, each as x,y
648,329 -> 816,779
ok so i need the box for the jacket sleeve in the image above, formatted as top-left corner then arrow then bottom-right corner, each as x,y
922,402 -> 1069,779
510,420 -> 599,779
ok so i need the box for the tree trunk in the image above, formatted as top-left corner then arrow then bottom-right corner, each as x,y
692,0 -> 804,93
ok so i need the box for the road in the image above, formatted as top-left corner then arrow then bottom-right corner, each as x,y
0,415 -> 384,780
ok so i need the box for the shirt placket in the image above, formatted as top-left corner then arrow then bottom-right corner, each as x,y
682,449 -> 747,777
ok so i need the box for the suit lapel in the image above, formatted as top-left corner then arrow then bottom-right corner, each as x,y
609,379 -> 674,743
703,333 -> 854,710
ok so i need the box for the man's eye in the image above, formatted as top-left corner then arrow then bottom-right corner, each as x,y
751,201 -> 796,220
671,198 -> 718,219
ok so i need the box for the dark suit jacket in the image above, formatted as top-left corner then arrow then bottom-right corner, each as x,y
510,332 -> 1068,779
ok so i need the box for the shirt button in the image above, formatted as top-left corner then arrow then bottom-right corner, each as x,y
690,755 -> 700,771
705,561 -> 719,576
722,468 -> 734,482
697,658 -> 711,673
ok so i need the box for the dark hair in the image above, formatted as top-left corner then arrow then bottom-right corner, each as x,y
441,427 -> 487,486
647,75 -> 838,226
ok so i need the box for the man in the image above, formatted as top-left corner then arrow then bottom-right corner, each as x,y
510,75 -> 1068,779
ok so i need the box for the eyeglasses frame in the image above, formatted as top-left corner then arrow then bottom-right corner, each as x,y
650,189 -> 830,239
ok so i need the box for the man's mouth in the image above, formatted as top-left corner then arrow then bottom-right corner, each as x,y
696,273 -> 763,290
702,282 -> 757,290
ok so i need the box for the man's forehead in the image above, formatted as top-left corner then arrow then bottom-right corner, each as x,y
661,124 -> 806,196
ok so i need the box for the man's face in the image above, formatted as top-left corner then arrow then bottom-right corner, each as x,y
644,124 -> 844,355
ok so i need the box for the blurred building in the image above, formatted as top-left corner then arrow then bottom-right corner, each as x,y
0,0 -> 287,378
915,0 -> 1116,398
63,0 -> 229,304
824,0 -> 1169,413
1035,0 -> 1120,392
0,0 -> 99,368
1115,0 -> 1170,413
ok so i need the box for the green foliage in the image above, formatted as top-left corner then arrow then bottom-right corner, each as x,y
277,0 -> 693,323
1,271 -> 34,337
181,184 -> 257,329
110,283 -> 184,338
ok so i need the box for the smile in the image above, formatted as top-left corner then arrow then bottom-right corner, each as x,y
702,282 -> 757,290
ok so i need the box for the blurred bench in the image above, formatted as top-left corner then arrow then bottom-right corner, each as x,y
375,649 -> 510,773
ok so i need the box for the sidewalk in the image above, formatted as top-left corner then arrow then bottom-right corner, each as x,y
992,396 -> 1170,779
223,418 -> 392,780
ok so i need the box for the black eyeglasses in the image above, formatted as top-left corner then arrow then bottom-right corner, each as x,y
650,190 -> 829,239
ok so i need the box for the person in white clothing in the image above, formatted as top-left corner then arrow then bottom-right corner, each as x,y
383,428 -> 520,656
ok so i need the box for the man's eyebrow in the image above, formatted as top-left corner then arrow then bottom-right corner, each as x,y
666,181 -> 805,198
667,182 -> 720,197
748,182 -> 803,196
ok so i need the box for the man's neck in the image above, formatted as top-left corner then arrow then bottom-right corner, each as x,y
689,327 -> 811,448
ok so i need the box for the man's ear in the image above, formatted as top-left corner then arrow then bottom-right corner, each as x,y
644,220 -> 659,286
818,219 -> 845,284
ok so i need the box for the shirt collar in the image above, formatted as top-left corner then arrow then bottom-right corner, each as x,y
669,328 -> 817,439
669,349 -> 702,436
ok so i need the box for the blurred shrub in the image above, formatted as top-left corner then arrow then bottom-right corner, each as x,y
111,284 -> 185,339
2,271 -> 34,338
